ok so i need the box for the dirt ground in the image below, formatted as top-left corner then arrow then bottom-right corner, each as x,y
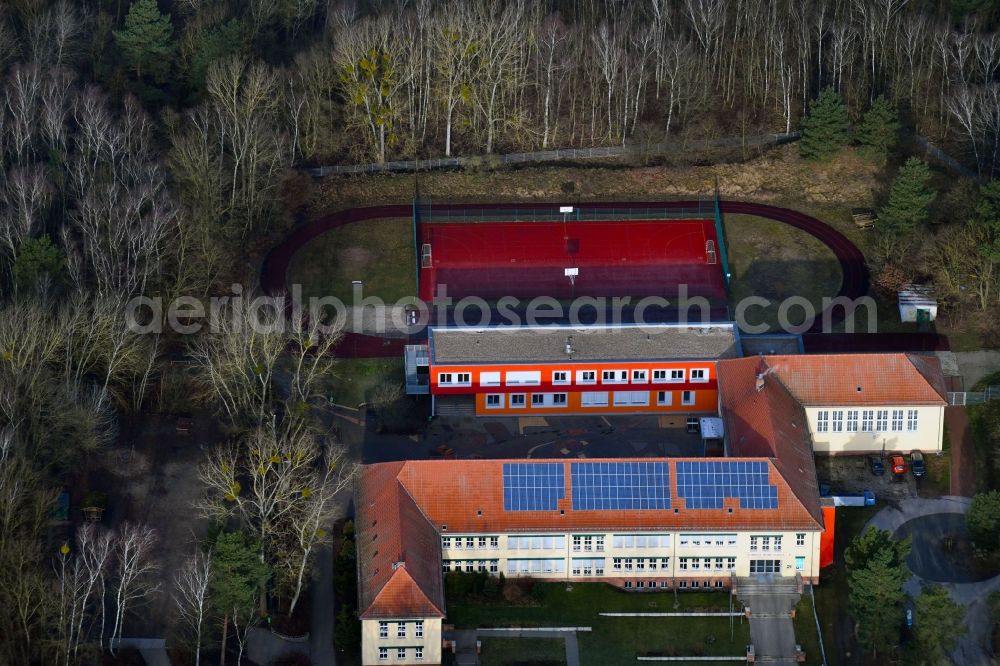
814,455 -> 927,503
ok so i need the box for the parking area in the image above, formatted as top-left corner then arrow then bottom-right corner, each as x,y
813,453 -> 943,502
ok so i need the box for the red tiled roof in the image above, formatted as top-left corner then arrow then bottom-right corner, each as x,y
355,462 -> 445,620
750,353 -> 947,406
717,357 -> 823,526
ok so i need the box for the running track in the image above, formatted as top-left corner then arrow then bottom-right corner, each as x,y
260,201 -> 871,357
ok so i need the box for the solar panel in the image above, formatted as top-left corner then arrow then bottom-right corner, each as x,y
570,461 -> 671,511
503,463 -> 565,511
675,461 -> 778,510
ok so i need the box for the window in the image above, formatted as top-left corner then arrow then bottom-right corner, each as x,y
553,393 -> 568,406
465,537 -> 475,549
624,581 -> 632,588
415,621 -> 424,638
490,561 -> 498,573
679,558 -> 688,570
657,391 -> 672,406
477,561 -> 487,572
490,537 -> 499,549
716,580 -> 724,588
624,558 -> 633,570
750,536 -> 758,552
796,533 -> 805,546
816,411 -> 829,432
415,646 -> 424,660
478,537 -> 487,549
532,394 -> 544,406
510,394 -> 526,408
577,370 -> 597,384
832,411 -> 844,432
632,369 -> 648,383
583,535 -> 593,551
846,410 -> 858,432
480,371 -> 500,386
602,369 -> 627,383
761,536 -> 771,551
750,559 -> 781,574
614,391 -> 649,406
397,623 -> 406,638
442,537 -> 452,549
581,391 -> 609,407
573,536 -> 581,551
670,369 -> 684,381
773,536 -> 783,552
379,647 -> 388,660
379,622 -> 388,639
637,581 -> 644,588
795,556 -> 805,571
437,373 -> 452,384
438,372 -> 469,385
690,368 -> 708,382
726,557 -> 736,570
681,391 -> 694,406
465,561 -> 474,572
397,648 -> 406,659
507,371 -> 540,385
454,538 -> 463,550
595,535 -> 604,551
876,410 -> 888,431
486,394 -> 503,409
613,558 -> 622,571
907,409 -> 918,431
891,409 -> 904,431
552,371 -> 569,384
652,369 -> 668,382
862,410 -> 874,432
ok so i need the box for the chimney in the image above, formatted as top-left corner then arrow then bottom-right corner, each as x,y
755,373 -> 765,392
565,335 -> 574,355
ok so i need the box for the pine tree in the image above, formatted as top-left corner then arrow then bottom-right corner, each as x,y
966,490 -> 1000,550
114,0 -> 174,83
799,87 -> 851,162
913,585 -> 966,663
210,532 -> 270,666
856,96 -> 900,162
845,527 -> 912,657
879,157 -> 936,235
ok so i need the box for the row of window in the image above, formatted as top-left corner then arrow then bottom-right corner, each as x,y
679,557 -> 737,571
443,560 -> 499,573
439,368 -> 710,387
446,533 -> 807,551
612,557 -> 671,571
487,390 -> 696,409
507,559 -> 566,574
378,621 -> 424,639
378,647 -> 423,661
441,536 -> 500,550
816,409 -> 918,433
624,580 -> 726,590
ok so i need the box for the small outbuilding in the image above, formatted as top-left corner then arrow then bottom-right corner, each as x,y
898,284 -> 937,323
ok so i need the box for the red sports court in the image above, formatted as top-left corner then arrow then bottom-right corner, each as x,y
418,218 -> 726,301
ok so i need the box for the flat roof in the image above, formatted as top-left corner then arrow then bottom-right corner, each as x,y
429,323 -> 740,365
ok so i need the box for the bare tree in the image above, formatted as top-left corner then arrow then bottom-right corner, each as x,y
174,549 -> 212,666
109,523 -> 160,654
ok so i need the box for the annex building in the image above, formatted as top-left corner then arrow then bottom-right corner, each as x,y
360,346 -> 947,665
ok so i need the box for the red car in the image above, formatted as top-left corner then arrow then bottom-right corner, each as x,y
890,454 -> 907,476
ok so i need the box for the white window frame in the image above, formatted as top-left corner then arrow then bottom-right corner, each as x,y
796,533 -> 805,547
581,391 -> 609,407
415,620 -> 424,638
670,369 -> 685,382
832,411 -> 844,432
552,393 -> 568,406
552,371 -> 570,385
379,622 -> 388,639
862,410 -> 874,432
846,410 -> 858,432
657,391 -> 672,406
485,394 -> 504,409
876,410 -> 888,432
907,409 -> 918,431
816,411 -> 829,433
632,369 -> 648,384
577,370 -> 597,384
506,370 -> 541,386
891,409 -> 904,432
397,623 -> 406,638
532,393 -> 545,406
602,369 -> 628,384
690,368 -> 709,383
437,373 -> 453,385
681,391 -> 695,406
397,647 -> 406,659
480,371 -> 501,387
652,369 -> 668,383
379,647 -> 388,660
415,646 -> 424,660
510,394 -> 526,408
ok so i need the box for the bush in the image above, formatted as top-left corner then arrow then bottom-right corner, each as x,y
967,490 -> 1000,552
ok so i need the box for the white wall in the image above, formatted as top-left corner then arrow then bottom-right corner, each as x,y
804,405 -> 944,454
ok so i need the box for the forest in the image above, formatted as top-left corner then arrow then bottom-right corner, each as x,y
0,0 -> 998,664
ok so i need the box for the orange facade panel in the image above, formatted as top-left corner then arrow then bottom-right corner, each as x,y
472,388 -> 718,415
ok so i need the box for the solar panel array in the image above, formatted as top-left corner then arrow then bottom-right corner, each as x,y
675,461 -> 778,509
503,463 -> 565,511
570,462 -> 671,511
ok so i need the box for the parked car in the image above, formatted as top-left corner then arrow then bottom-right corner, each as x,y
910,451 -> 926,477
890,454 -> 907,477
868,456 -> 885,476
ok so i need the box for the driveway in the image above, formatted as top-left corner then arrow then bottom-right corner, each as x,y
867,497 -> 1000,665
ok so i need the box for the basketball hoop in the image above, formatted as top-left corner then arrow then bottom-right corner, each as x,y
564,267 -> 579,287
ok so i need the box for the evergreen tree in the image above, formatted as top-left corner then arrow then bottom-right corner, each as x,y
845,527 -> 912,657
879,157 -> 936,235
913,585 -> 966,664
966,490 -> 1000,551
856,96 -> 900,162
12,235 -> 63,292
188,19 -> 246,97
799,87 -> 851,162
210,532 -> 270,666
114,0 -> 174,83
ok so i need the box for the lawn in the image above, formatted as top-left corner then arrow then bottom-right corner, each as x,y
792,589 -> 824,666
812,505 -> 880,666
724,213 -> 843,331
447,583 -> 751,665
327,358 -> 405,408
287,216 -> 417,304
479,637 -> 566,665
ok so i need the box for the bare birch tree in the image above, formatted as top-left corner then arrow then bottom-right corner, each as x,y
174,549 -> 212,666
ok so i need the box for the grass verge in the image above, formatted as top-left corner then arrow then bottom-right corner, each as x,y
793,589 -> 824,666
287,216 -> 416,303
479,637 -> 567,665
447,583 -> 750,665
328,358 -> 404,408
812,505 -> 879,666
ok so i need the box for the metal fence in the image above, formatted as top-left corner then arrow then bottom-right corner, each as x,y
415,202 -> 717,224
914,135 -> 980,181
948,385 -> 1000,406
307,132 -> 801,177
